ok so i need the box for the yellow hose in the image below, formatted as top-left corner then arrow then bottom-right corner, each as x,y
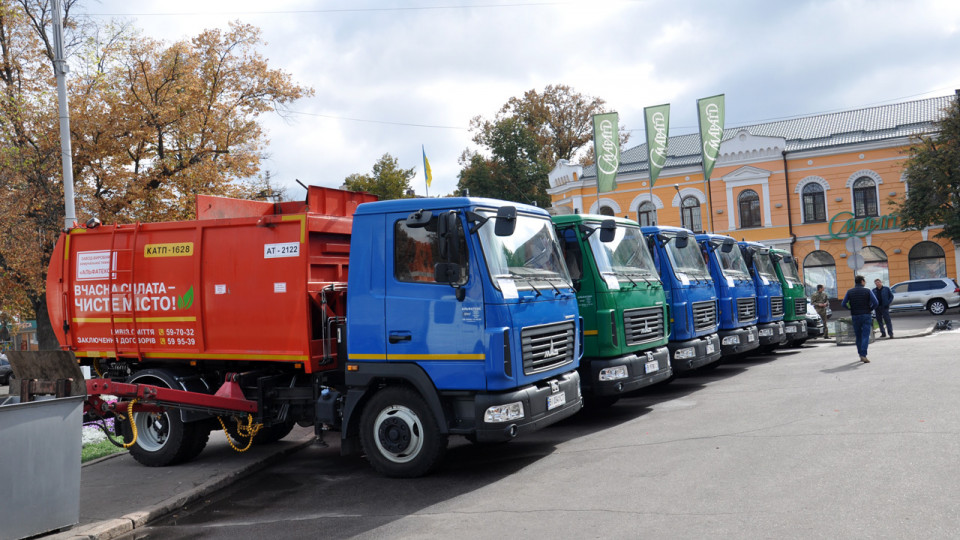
217,414 -> 263,453
121,399 -> 138,449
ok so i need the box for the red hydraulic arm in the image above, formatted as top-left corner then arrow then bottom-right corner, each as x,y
85,375 -> 258,418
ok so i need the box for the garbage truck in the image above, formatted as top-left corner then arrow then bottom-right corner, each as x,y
44,187 -> 584,477
738,241 -> 786,353
641,226 -> 721,372
695,234 -> 759,357
769,247 -> 808,346
552,215 -> 671,407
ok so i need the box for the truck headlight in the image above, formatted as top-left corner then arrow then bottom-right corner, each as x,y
722,336 -> 740,346
484,402 -> 524,423
674,347 -> 696,360
599,365 -> 629,381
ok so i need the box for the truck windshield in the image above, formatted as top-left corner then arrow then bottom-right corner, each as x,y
476,210 -> 572,291
664,235 -> 711,280
712,241 -> 751,280
753,250 -> 779,282
587,224 -> 659,282
777,258 -> 802,286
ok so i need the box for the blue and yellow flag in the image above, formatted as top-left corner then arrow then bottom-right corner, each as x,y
422,145 -> 433,188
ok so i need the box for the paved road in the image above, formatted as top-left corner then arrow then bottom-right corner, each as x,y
116,318 -> 960,540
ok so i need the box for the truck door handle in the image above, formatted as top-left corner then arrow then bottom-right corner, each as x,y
389,332 -> 412,344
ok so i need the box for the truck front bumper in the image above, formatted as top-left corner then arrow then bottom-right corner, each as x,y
783,319 -> 807,339
718,325 -> 760,356
581,346 -> 672,396
472,370 -> 582,443
667,333 -> 721,373
756,321 -> 786,346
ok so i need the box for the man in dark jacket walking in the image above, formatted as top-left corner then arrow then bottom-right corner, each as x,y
841,275 -> 879,363
873,278 -> 894,338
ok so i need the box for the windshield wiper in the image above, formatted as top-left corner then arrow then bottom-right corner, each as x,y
508,273 -> 542,297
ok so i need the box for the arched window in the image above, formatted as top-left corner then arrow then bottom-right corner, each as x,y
803,250 -> 837,297
908,241 -> 947,279
637,201 -> 656,226
598,206 -> 615,216
802,183 -> 826,222
680,196 -> 702,232
852,177 -> 878,218
737,189 -> 761,228
857,246 -> 888,285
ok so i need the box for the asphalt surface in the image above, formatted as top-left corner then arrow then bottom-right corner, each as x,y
15,310 -> 956,539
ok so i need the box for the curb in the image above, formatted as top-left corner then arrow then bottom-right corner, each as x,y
49,437 -> 317,540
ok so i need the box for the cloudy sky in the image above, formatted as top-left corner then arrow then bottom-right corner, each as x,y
80,0 -> 960,199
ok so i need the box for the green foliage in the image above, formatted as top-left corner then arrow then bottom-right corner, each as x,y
82,439 -> 126,463
457,117 -> 550,207
343,153 -> 416,200
893,98 -> 960,243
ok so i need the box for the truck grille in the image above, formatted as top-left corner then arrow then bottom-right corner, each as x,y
770,296 -> 784,317
737,298 -> 756,321
521,321 -> 575,376
794,298 -> 806,315
623,307 -> 665,346
692,301 -> 717,332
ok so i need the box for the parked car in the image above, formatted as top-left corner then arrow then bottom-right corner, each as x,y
0,356 -> 12,386
889,278 -> 960,316
805,299 -> 824,338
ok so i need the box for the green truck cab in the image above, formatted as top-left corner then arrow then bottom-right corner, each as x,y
769,247 -> 808,346
553,215 -> 672,406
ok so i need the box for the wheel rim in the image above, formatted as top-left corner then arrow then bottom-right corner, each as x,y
931,302 -> 946,315
373,405 -> 424,464
134,411 -> 171,452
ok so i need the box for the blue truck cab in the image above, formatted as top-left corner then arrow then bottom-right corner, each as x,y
339,197 -> 583,476
641,225 -> 721,372
695,234 -> 760,357
738,241 -> 786,350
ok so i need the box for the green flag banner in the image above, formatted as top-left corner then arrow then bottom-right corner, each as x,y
697,94 -> 725,182
643,104 -> 670,187
592,112 -> 620,193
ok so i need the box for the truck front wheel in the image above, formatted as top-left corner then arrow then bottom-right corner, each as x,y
359,387 -> 447,477
120,369 -> 205,467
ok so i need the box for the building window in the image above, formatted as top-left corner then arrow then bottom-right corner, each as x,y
637,201 -> 656,226
857,246 -> 888,285
852,177 -> 878,218
680,196 -> 702,232
802,183 -> 826,222
803,250 -> 837,297
598,206 -> 615,216
908,241 -> 947,279
737,189 -> 761,228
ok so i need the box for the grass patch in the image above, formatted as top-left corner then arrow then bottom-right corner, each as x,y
82,439 -> 127,463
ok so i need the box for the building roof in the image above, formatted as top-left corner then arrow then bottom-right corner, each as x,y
581,94 -> 955,179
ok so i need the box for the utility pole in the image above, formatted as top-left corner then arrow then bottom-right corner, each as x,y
52,0 -> 76,230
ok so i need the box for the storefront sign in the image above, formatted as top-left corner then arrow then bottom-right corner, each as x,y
819,211 -> 899,240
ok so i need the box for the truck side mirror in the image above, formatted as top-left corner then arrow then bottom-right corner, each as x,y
434,262 -> 461,284
720,239 -> 734,253
494,206 -> 517,236
782,255 -> 794,264
742,250 -> 753,267
437,211 -> 459,261
675,231 -> 689,249
405,209 -> 433,228
598,219 -> 616,243
771,252 -> 782,262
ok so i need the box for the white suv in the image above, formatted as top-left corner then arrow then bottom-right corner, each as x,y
889,278 -> 960,316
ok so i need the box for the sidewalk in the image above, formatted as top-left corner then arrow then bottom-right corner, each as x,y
48,426 -> 319,540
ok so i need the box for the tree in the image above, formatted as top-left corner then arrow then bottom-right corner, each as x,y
343,153 -> 416,200
894,98 -> 960,243
459,84 -> 623,206
0,3 -> 311,349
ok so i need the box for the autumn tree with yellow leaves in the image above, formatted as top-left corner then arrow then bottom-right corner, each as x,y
0,1 -> 311,348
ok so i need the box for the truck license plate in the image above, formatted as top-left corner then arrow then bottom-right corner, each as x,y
747,332 -> 755,342
644,360 -> 659,374
547,392 -> 566,411
706,341 -> 716,354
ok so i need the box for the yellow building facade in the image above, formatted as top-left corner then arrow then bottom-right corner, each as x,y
548,95 -> 959,299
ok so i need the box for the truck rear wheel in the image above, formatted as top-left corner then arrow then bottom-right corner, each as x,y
121,369 -> 206,467
359,387 -> 447,478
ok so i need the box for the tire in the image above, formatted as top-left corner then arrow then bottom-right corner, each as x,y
359,387 -> 447,478
791,339 -> 807,348
928,299 -> 947,316
584,395 -> 620,409
120,369 -> 206,467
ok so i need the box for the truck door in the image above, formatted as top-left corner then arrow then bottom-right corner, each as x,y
384,211 -> 487,390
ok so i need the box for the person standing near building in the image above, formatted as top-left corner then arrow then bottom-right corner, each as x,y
873,278 -> 894,338
811,284 -> 831,339
841,276 -> 879,363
